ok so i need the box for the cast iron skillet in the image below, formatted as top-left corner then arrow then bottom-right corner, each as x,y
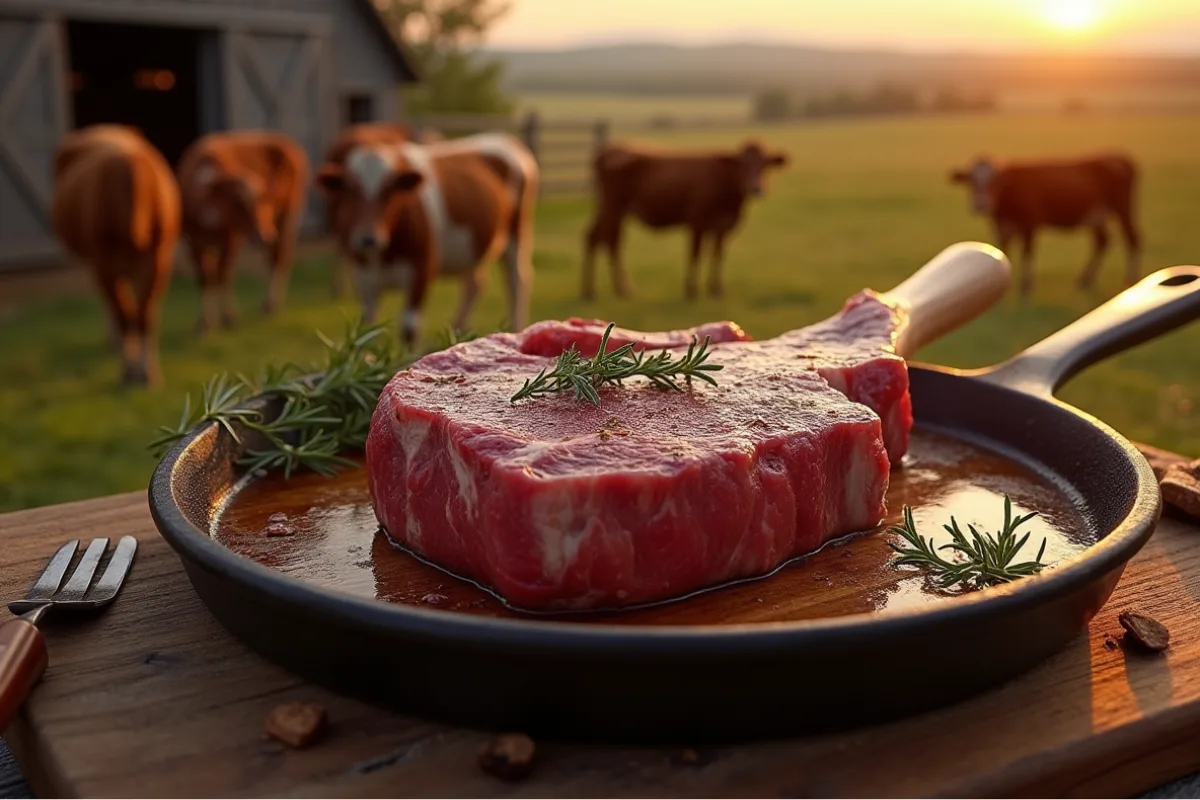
149,266 -> 1200,744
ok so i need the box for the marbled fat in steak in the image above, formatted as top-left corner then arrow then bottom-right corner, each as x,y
366,324 -> 892,611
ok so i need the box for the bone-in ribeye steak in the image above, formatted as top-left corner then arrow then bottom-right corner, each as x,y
520,291 -> 913,462
366,299 -> 907,611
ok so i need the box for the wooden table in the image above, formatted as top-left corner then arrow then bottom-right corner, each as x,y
2,461 -> 1200,797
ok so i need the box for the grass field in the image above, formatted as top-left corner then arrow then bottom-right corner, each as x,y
3,110 -> 1200,513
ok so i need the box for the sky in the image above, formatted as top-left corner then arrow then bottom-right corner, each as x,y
486,0 -> 1200,54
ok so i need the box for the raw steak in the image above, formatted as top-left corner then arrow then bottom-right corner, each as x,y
366,332 -> 891,611
519,317 -> 753,358
519,294 -> 913,463
776,291 -> 912,462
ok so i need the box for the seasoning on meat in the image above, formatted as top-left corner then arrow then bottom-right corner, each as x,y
522,295 -> 916,463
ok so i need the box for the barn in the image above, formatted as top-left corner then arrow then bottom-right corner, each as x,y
0,0 -> 419,271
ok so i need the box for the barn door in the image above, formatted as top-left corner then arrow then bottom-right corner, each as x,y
0,15 -> 69,268
224,28 -> 332,230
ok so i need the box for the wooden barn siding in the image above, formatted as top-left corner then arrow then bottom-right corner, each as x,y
0,0 -> 410,267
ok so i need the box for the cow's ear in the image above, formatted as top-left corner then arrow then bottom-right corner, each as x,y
949,168 -> 970,184
391,169 -> 424,192
767,152 -> 790,169
315,164 -> 345,194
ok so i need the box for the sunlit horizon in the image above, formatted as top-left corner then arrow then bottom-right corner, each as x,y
486,0 -> 1200,54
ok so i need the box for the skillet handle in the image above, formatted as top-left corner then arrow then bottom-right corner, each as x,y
980,267 -> 1200,396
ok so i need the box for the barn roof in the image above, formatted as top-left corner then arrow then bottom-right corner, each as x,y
352,0 -> 421,83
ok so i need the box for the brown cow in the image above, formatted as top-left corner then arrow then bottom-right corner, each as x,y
583,139 -> 789,301
177,131 -> 310,332
52,124 -> 181,385
322,123 -> 415,298
315,132 -> 538,344
949,153 -> 1142,295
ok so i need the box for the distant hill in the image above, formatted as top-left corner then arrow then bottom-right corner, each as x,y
482,42 -> 1200,96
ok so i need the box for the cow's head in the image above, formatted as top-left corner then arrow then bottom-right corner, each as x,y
315,145 -> 424,255
193,165 -> 278,244
736,140 -> 789,197
949,157 -> 998,214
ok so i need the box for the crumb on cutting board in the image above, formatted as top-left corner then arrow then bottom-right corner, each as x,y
1160,460 -> 1200,520
1118,610 -> 1171,653
478,733 -> 536,781
265,701 -> 328,748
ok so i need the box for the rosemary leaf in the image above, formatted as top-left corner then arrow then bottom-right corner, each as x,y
148,317 -> 415,478
888,495 -> 1049,591
510,322 -> 723,407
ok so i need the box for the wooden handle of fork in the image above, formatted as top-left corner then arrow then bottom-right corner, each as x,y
0,618 -> 48,733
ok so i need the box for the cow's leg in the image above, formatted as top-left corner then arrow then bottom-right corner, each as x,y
1114,207 -> 1143,286
355,253 -> 381,325
400,260 -> 433,348
684,227 -> 704,300
264,209 -> 299,315
502,191 -> 535,330
331,252 -> 353,299
191,243 -> 221,336
1018,231 -> 1037,297
607,219 -> 633,298
133,245 -> 173,387
217,235 -> 244,329
454,267 -> 487,334
1078,217 -> 1110,290
95,265 -> 142,385
707,229 -> 730,298
584,210 -> 629,300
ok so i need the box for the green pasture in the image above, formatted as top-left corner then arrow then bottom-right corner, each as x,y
3,110 -> 1199,513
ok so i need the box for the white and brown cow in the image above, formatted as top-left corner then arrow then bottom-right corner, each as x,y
316,132 -> 538,344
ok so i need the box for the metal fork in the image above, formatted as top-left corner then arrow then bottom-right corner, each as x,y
1,537 -> 137,730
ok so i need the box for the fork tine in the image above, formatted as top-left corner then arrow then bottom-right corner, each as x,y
26,540 -> 79,601
57,538 -> 109,601
86,536 -> 137,606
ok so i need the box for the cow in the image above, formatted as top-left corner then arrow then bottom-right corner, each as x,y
314,131 -> 535,345
321,123 -> 416,298
949,153 -> 1142,295
583,139 -> 789,301
52,124 -> 181,386
314,132 -> 538,345
177,131 -> 310,332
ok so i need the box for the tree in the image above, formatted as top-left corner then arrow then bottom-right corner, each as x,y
372,0 -> 515,115
752,88 -> 792,122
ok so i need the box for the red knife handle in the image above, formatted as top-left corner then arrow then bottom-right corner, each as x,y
0,618 -> 48,733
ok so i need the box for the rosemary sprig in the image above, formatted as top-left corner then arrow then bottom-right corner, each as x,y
148,317 -> 413,477
888,495 -> 1049,591
510,322 -> 723,407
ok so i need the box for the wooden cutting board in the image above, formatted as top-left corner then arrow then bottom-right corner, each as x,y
2,452 -> 1200,798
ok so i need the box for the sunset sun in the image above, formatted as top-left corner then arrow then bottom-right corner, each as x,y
1042,0 -> 1102,32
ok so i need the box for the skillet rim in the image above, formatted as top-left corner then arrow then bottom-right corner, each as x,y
148,361 -> 1162,652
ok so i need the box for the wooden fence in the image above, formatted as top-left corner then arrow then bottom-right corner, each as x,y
412,112 -> 609,196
